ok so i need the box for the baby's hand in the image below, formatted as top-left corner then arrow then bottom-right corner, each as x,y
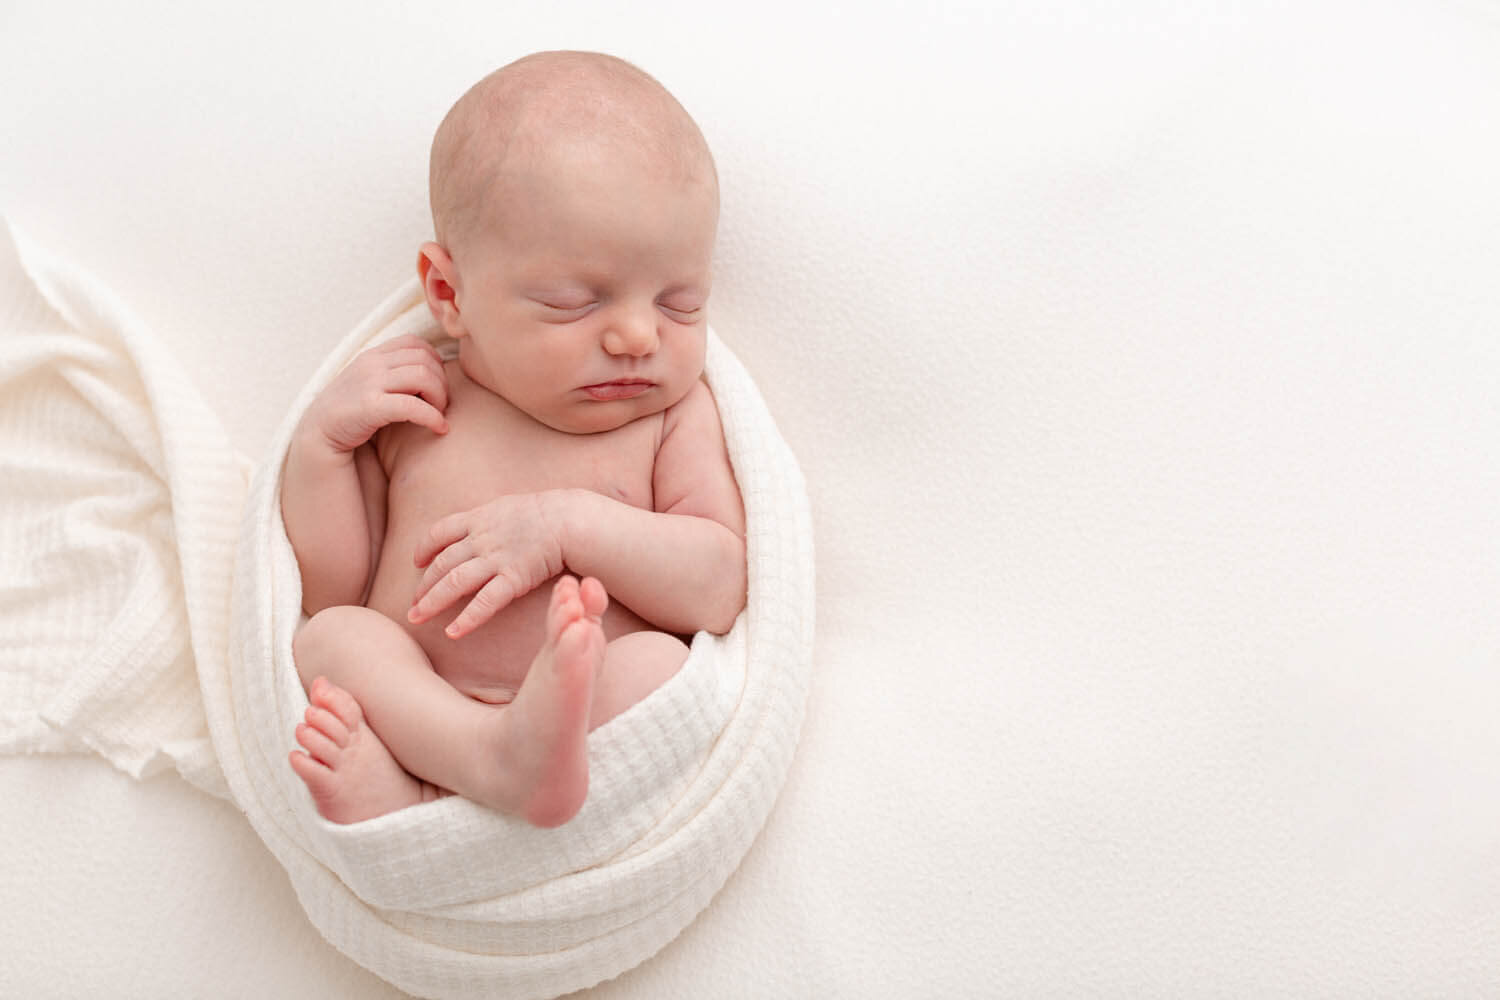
407,492 -> 568,639
303,334 -> 449,453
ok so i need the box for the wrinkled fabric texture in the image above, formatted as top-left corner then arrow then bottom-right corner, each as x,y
0,219 -> 238,797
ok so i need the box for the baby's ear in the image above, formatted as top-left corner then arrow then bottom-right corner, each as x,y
417,242 -> 467,338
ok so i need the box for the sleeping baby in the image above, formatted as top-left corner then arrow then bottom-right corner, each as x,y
280,51 -> 746,827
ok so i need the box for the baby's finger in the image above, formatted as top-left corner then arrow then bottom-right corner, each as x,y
375,334 -> 443,359
408,559 -> 490,625
413,511 -> 471,568
383,344 -> 448,377
445,574 -> 522,639
373,337 -> 446,386
411,539 -> 473,606
377,392 -> 448,436
386,361 -> 450,414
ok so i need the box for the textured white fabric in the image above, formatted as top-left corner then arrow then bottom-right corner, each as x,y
0,219 -> 238,796
2,226 -> 814,999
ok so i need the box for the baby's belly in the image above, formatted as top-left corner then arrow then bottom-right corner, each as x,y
365,563 -> 651,703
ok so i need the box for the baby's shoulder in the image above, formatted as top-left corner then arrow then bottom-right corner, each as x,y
661,378 -> 720,432
655,377 -> 729,463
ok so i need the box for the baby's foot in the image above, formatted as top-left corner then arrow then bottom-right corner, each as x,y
483,575 -> 607,827
288,676 -> 427,824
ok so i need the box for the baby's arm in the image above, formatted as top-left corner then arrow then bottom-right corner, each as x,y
561,381 -> 746,633
282,336 -> 449,615
409,381 -> 746,637
283,440 -> 382,614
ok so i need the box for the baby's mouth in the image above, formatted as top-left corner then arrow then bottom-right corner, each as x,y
582,379 -> 654,401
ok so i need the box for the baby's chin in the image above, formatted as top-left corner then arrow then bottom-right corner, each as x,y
536,388 -> 688,435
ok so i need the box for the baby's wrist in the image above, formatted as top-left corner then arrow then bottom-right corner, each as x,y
542,488 -> 596,559
288,420 -> 355,469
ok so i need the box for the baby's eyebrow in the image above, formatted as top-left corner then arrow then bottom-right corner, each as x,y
658,290 -> 707,307
660,279 -> 710,297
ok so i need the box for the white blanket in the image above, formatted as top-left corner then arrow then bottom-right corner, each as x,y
0,219 -> 237,796
0,218 -> 813,999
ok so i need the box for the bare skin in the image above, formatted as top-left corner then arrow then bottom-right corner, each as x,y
280,52 -> 745,827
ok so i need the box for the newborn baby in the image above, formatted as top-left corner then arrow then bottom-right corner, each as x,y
281,51 -> 746,827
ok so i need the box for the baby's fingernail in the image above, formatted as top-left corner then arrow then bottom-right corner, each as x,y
445,623 -> 460,637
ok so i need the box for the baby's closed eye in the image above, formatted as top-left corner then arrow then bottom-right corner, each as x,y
533,294 -> 598,320
657,297 -> 704,321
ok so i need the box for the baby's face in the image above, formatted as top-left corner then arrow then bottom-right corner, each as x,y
449,151 -> 718,435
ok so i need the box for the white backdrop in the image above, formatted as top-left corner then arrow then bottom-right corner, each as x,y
4,1 -> 1500,996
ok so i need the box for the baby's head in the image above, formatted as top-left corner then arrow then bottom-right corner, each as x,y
419,51 -> 719,434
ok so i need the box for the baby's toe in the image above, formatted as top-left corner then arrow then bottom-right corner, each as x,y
289,749 -> 329,785
288,750 -> 344,815
578,576 -> 608,620
304,705 -> 351,745
312,679 -> 365,730
295,722 -> 342,767
545,575 -> 583,638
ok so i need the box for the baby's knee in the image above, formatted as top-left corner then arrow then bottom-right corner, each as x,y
591,631 -> 690,729
292,605 -> 386,688
608,629 -> 690,671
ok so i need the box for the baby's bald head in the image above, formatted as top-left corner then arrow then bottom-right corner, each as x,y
429,51 -> 717,255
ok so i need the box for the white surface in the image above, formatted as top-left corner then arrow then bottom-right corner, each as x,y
4,0 -> 1500,996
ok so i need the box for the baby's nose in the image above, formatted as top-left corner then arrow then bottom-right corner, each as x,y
601,310 -> 659,357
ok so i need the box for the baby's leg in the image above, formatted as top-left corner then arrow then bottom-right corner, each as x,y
290,577 -> 608,827
590,630 -> 691,730
290,606 -> 462,823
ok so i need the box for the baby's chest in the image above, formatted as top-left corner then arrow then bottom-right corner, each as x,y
385,410 -> 659,519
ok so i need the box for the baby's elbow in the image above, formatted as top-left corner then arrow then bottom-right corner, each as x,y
706,536 -> 747,635
296,555 -> 372,620
704,604 -> 742,636
704,605 -> 743,636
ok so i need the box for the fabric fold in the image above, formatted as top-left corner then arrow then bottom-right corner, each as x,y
0,218 -> 240,796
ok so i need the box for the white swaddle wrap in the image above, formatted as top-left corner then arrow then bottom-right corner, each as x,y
211,281 -> 814,999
